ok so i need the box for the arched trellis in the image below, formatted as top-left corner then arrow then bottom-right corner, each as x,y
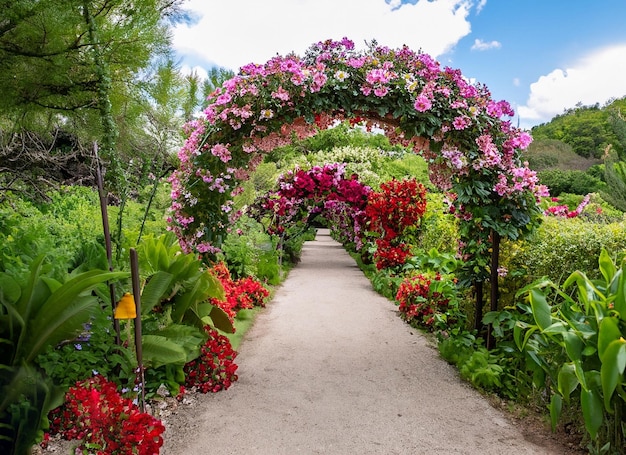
168,38 -> 548,341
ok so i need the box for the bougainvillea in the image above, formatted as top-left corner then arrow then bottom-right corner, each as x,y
208,262 -> 270,319
543,194 -> 591,218
396,273 -> 458,331
48,375 -> 165,455
184,326 -> 238,393
169,37 -> 547,285
249,163 -> 371,248
365,178 -> 427,269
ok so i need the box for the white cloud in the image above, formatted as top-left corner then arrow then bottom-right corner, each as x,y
518,44 -> 626,126
513,77 -> 520,87
172,0 -> 474,72
470,38 -> 501,51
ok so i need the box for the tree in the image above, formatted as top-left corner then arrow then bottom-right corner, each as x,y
0,0 -> 185,191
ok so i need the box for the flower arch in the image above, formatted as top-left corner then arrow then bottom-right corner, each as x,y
168,38 -> 547,318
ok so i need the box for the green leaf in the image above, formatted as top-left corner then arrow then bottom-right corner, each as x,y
580,388 -> 603,440
562,331 -> 583,361
140,271 -> 173,314
600,338 -> 626,412
549,393 -> 562,432
0,273 -> 21,305
598,248 -> 616,285
142,335 -> 187,368
598,316 -> 622,360
557,363 -> 579,399
529,288 -> 552,330
207,305 -> 235,334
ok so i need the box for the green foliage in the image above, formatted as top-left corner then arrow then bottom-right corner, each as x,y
515,249 -> 626,451
36,308 -> 136,391
499,217 -> 626,309
0,256 -> 127,454
539,169 -> 605,196
219,216 -> 281,283
601,156 -> 626,212
531,98 -> 626,159
417,193 -> 459,254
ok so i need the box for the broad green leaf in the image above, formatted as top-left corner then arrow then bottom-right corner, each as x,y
529,288 -> 552,330
142,335 -> 187,368
580,388 -> 603,440
0,273 -> 21,305
600,338 -> 626,412
39,270 -> 129,317
543,322 -> 567,334
598,316 -> 622,360
22,295 -> 99,363
615,266 -> 626,318
140,271 -> 173,314
549,393 -> 562,432
562,331 -> 583,361
207,305 -> 235,334
598,248 -> 616,285
557,363 -> 579,399
573,360 -> 588,391
563,271 -> 603,314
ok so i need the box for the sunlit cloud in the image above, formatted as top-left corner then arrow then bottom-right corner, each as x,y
172,0 -> 474,72
518,44 -> 626,126
470,38 -> 501,51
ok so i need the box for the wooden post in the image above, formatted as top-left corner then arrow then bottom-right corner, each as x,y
474,281 -> 484,331
94,142 -> 121,345
486,230 -> 501,350
129,248 -> 145,412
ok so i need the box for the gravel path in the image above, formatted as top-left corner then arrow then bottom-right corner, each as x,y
162,229 -> 573,455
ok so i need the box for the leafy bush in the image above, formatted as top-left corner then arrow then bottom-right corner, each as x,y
183,326 -> 238,394
515,249 -> 626,452
538,169 -> 605,196
47,375 -> 165,455
499,216 -> 626,308
396,272 -> 460,331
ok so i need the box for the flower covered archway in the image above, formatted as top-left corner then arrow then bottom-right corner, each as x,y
168,38 -> 547,305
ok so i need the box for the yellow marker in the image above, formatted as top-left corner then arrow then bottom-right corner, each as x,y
114,293 -> 137,319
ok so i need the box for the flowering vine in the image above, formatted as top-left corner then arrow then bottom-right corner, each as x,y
248,163 -> 371,248
169,37 -> 547,285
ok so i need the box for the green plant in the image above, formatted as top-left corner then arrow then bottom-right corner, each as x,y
0,256 -> 127,455
133,234 -> 234,395
515,249 -> 626,452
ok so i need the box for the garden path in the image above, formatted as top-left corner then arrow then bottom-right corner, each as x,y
162,229 -> 572,455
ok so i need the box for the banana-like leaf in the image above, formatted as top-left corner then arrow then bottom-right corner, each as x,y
598,316 -> 622,360
549,393 -> 562,432
581,388 -> 603,440
529,288 -> 552,330
140,271 -> 173,314
563,271 -> 603,315
600,338 -> 626,412
598,248 -> 616,286
14,270 -> 128,364
207,305 -> 234,334
144,324 -> 204,363
0,274 -> 20,306
142,335 -> 187,368
557,362 -> 579,400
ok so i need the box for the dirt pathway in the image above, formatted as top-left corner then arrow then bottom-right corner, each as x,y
162,229 -> 574,455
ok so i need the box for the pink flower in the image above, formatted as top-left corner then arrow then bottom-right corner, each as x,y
374,86 -> 389,97
414,94 -> 432,112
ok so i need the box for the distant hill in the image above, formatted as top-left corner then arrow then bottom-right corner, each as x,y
527,97 -> 626,169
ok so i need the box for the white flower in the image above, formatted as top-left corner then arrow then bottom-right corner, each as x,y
335,70 -> 349,81
260,109 -> 274,120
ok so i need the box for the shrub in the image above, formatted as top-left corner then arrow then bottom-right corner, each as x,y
395,272 -> 460,331
183,326 -> 238,394
47,375 -> 165,455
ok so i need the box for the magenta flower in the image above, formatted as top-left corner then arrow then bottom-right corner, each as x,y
414,94 -> 432,112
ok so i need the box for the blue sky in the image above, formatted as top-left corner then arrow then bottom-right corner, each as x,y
172,0 -> 626,129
